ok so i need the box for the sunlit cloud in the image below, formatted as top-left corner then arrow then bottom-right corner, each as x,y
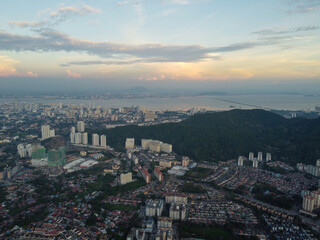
0,56 -> 38,77
9,20 -> 49,28
66,69 -> 81,78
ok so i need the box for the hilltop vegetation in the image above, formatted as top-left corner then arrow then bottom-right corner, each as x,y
96,109 -> 320,165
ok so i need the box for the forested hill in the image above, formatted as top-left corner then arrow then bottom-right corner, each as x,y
96,109 -> 320,165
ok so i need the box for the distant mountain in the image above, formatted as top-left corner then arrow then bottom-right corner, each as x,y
98,110 -> 320,165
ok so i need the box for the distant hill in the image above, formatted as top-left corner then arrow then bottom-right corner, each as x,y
97,109 -> 320,165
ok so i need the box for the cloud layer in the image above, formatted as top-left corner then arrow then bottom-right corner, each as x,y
0,27 -> 290,66
9,4 -> 101,29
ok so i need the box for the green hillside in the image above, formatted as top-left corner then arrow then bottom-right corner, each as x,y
95,109 -> 320,165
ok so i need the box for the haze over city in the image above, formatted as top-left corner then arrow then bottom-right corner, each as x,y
0,0 -> 320,93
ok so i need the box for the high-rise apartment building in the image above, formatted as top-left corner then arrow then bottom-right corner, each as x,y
70,132 -> 75,144
41,125 -> 54,140
31,144 -> 46,159
182,156 -> 190,167
77,121 -> 85,133
120,172 -> 132,185
141,139 -> 172,153
303,195 -> 315,212
92,134 -> 99,146
238,156 -> 244,166
145,199 -> 164,217
75,132 -> 82,144
145,111 -> 156,122
82,132 -> 88,145
100,134 -> 107,147
253,159 -> 259,168
266,153 -> 272,162
125,138 -> 135,149
47,147 -> 66,167
169,203 -> 186,220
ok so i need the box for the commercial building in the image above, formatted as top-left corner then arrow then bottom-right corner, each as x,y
169,203 -> 186,220
92,134 -> 99,146
100,134 -> 107,147
47,147 -> 66,167
120,172 -> 133,185
77,121 -> 85,132
154,168 -> 163,182
145,199 -> 164,217
31,158 -> 48,167
126,138 -> 135,149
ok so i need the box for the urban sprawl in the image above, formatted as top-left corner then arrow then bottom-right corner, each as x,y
0,101 -> 320,239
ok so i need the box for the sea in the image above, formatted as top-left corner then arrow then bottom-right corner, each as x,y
1,94 -> 319,111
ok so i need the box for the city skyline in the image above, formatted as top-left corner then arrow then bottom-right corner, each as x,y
0,0 -> 320,92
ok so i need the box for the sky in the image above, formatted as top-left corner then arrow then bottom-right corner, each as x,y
0,0 -> 320,93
